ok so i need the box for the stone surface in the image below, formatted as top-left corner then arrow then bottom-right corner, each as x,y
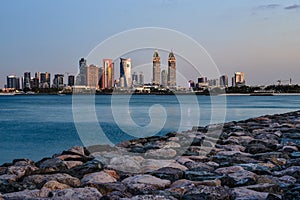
22,173 -> 80,189
81,171 -> 117,185
49,187 -> 102,200
233,187 -> 269,200
42,180 -> 71,191
122,175 -> 171,194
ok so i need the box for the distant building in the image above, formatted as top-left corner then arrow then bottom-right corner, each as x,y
53,74 -> 64,89
189,80 -> 195,88
99,67 -> 104,89
161,69 -> 168,87
102,59 -> 114,89
220,75 -> 229,88
197,76 -> 208,87
120,58 -> 132,88
24,72 -> 31,89
6,75 -> 20,90
76,58 -> 87,86
132,72 -> 139,86
208,79 -> 219,87
153,50 -> 161,85
31,72 -> 40,89
86,64 -> 99,88
139,72 -> 144,86
40,72 -> 51,88
68,75 -> 75,87
234,72 -> 245,87
167,50 -> 176,87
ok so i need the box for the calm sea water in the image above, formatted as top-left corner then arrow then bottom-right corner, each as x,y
0,94 -> 299,164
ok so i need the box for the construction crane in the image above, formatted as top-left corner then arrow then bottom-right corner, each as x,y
277,78 -> 292,85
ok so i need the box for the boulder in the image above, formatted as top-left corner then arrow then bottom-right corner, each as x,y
81,171 -> 117,186
22,173 -> 80,189
65,159 -> 103,179
145,148 -> 177,159
181,185 -> 234,200
109,156 -> 144,173
122,175 -> 171,194
150,167 -> 184,182
220,170 -> 257,187
233,187 -> 269,200
273,166 -> 300,178
214,166 -> 245,175
49,187 -> 102,200
141,159 -> 187,173
42,180 -> 71,191
2,188 -> 50,199
121,195 -> 177,200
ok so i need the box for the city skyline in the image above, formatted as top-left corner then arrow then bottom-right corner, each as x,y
1,0 -> 300,87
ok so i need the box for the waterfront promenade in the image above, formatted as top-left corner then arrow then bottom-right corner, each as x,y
1,110 -> 300,199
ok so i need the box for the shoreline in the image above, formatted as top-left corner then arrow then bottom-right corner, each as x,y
1,110 -> 300,199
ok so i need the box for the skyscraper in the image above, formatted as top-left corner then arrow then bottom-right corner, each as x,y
24,72 -> 31,89
68,75 -> 75,87
86,64 -> 99,88
53,74 -> 64,89
167,50 -> 176,87
6,75 -> 20,90
103,59 -> 114,89
139,72 -> 144,86
234,72 -> 245,87
198,76 -> 208,87
40,72 -> 51,88
161,69 -> 168,87
132,72 -> 139,86
120,58 -> 132,88
76,58 -> 87,86
220,75 -> 229,88
153,50 -> 161,85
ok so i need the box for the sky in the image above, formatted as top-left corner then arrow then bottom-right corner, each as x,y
0,0 -> 300,87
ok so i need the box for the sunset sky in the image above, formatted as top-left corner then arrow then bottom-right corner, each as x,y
1,0 -> 300,87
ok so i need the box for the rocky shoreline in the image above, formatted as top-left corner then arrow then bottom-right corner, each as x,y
1,110 -> 300,199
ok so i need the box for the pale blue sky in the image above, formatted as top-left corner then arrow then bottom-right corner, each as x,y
0,0 -> 300,86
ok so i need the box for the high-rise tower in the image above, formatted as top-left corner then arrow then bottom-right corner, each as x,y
102,59 -> 114,89
161,69 -> 168,87
167,50 -> 176,87
120,58 -> 132,88
76,58 -> 87,86
152,50 -> 161,85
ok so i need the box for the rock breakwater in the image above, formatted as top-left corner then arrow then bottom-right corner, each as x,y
1,111 -> 300,199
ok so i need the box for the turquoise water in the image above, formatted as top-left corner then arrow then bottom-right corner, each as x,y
0,94 -> 299,164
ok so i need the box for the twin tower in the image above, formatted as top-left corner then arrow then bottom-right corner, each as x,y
153,50 -> 176,87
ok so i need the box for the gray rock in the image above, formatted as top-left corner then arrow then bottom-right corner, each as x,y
109,155 -> 144,173
23,173 -> 80,189
150,167 -> 184,182
273,166 -> 300,178
233,187 -> 269,200
220,170 -> 257,187
122,175 -> 171,194
145,148 -> 177,159
49,187 -> 102,200
121,195 -> 177,200
182,185 -> 234,200
214,166 -> 245,175
141,159 -> 187,173
2,188 -> 50,199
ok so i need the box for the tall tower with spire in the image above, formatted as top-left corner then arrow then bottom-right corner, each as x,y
168,50 -> 176,87
152,50 -> 161,85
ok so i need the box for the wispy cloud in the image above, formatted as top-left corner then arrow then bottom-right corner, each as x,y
285,4 -> 300,10
256,4 -> 281,10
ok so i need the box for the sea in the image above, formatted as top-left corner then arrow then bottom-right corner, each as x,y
0,94 -> 300,164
